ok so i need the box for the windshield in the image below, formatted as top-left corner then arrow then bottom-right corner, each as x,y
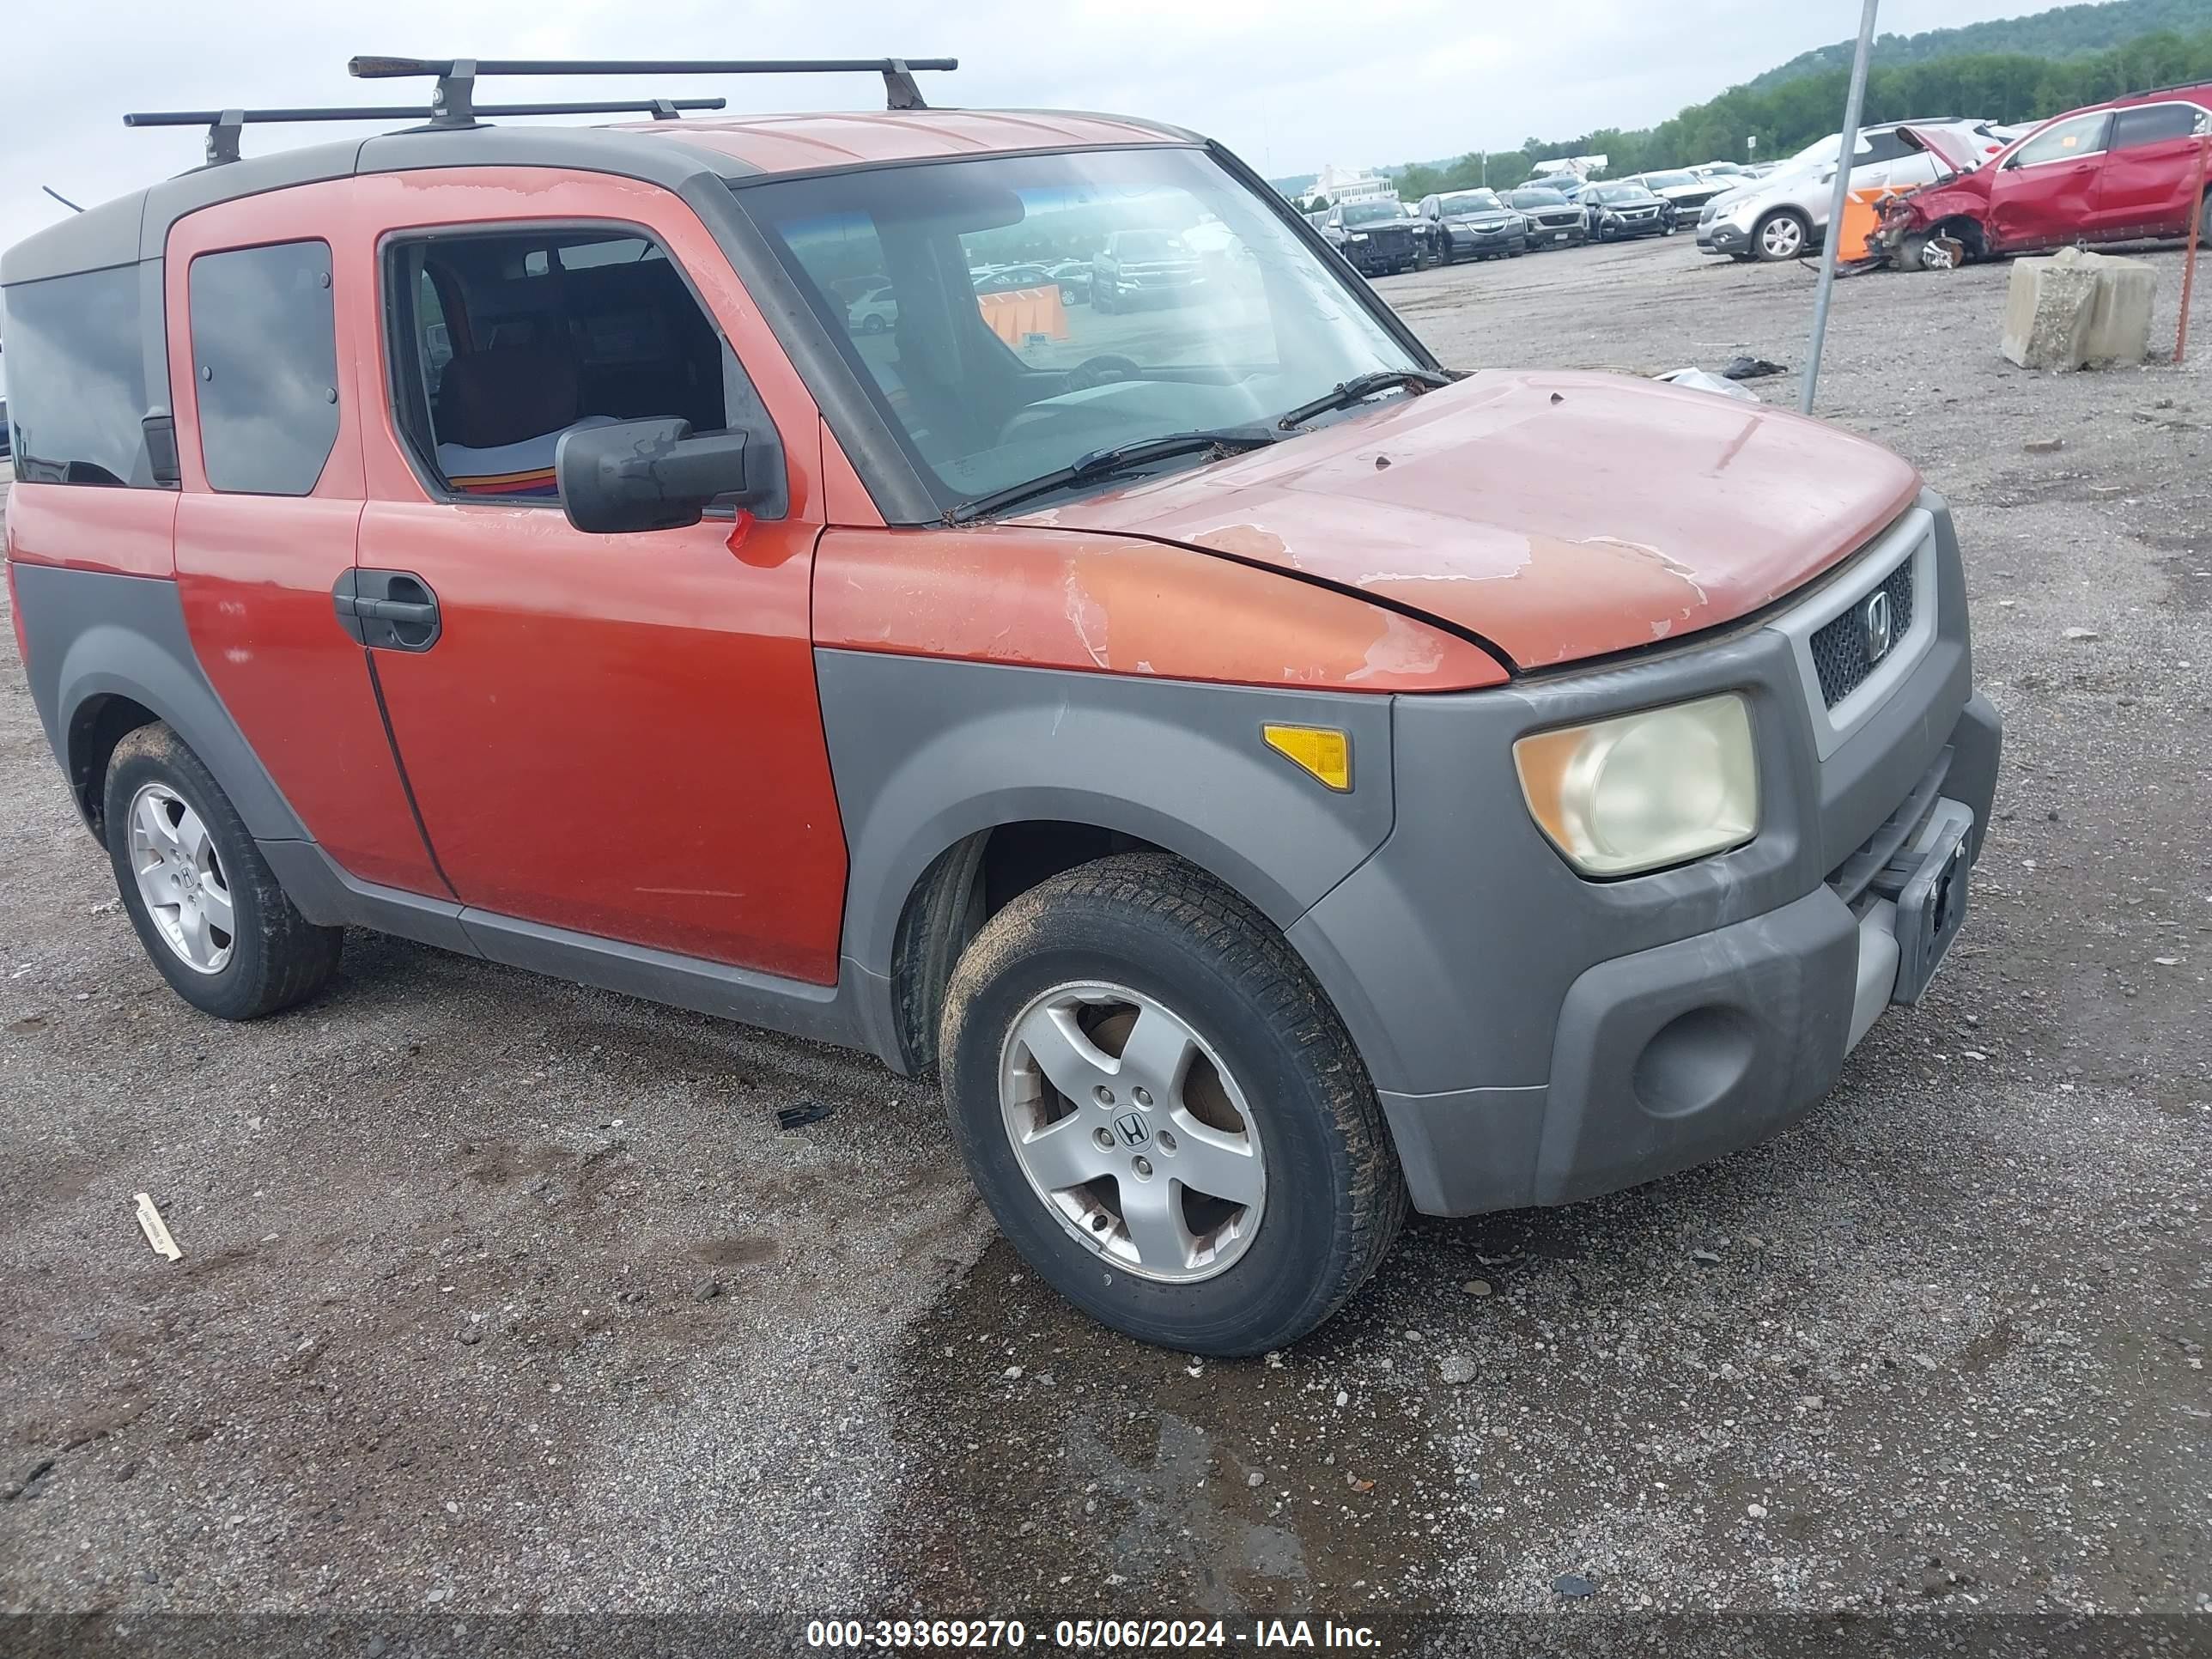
1584,183 -> 1655,204
739,147 -> 1422,513
1437,191 -> 1505,216
1509,189 -> 1566,208
1639,171 -> 1697,189
1339,200 -> 1405,226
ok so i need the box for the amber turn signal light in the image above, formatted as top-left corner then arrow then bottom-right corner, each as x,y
1262,724 -> 1352,792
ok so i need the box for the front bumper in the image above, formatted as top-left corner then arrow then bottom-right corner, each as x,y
1447,226 -> 1526,257
1698,220 -> 1752,256
1290,489 -> 2002,1215
1345,241 -> 1415,272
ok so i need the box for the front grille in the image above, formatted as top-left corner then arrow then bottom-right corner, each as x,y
1809,557 -> 1916,707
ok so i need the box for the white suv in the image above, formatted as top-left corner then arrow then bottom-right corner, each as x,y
1696,120 -> 1998,261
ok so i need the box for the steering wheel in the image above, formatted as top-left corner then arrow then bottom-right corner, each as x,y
1065,355 -> 1142,392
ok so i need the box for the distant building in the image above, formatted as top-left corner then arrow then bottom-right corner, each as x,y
1531,154 -> 1610,181
1303,163 -> 1396,208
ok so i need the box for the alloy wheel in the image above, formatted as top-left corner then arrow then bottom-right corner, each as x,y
998,981 -> 1266,1284
1759,215 -> 1805,259
126,782 -> 234,974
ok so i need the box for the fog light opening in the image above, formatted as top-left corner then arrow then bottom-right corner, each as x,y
1631,1006 -> 1759,1120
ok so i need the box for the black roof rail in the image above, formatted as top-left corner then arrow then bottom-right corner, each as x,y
349,55 -> 959,117
123,98 -> 730,165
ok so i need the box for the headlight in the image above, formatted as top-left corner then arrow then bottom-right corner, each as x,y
1350,233 -> 1369,242
1512,694 -> 1758,877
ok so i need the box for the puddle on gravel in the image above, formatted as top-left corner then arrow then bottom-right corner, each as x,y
872,1224 -> 1547,1623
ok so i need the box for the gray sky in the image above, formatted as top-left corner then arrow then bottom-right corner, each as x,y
6,0 -> 2051,256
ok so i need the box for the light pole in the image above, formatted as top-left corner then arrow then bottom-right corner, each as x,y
1802,0 -> 1881,415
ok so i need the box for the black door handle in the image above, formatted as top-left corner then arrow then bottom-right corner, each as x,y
334,569 -> 441,653
353,598 -> 439,625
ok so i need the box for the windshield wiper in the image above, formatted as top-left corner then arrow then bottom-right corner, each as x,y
1277,368 -> 1452,432
946,427 -> 1279,523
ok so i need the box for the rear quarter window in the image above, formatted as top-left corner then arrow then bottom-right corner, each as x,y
0,264 -> 151,487
187,240 -> 340,495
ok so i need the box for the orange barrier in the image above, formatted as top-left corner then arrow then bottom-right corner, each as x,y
1837,185 -> 1911,263
977,285 -> 1070,347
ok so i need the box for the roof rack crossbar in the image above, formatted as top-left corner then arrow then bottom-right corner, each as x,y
349,54 -> 958,112
124,98 -> 730,164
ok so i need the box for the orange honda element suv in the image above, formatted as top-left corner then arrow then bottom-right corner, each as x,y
1,57 -> 1999,1353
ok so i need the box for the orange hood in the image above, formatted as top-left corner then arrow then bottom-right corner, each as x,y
1022,369 -> 1922,670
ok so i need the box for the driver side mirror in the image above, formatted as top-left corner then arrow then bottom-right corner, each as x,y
556,417 -> 772,534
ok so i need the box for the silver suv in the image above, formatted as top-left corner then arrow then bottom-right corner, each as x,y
1697,121 -> 1991,261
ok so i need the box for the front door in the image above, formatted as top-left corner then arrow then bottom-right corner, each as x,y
1987,112 -> 2112,252
347,170 -> 848,983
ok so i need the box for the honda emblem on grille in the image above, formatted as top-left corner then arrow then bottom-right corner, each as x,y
1862,589 -> 1894,665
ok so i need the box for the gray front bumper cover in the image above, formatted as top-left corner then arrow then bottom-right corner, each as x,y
1288,490 -> 2001,1216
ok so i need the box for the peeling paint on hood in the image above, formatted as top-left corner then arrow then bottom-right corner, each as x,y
1021,369 -> 1923,669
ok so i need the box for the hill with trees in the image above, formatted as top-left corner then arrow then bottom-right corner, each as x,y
1382,1 -> 2212,204
1748,0 -> 2211,90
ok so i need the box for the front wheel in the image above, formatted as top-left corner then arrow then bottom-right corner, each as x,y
939,854 -> 1405,1356
103,722 -> 342,1019
1754,210 -> 1810,262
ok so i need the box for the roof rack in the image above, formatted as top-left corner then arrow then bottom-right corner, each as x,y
125,98 -> 729,167
347,56 -> 959,119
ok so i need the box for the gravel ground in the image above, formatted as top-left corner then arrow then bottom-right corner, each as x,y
2,234 -> 2209,1642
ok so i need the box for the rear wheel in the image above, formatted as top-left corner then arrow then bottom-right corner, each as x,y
103,722 -> 342,1020
939,854 -> 1405,1355
1754,209 -> 1810,262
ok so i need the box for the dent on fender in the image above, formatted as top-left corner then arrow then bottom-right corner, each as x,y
811,526 -> 1506,692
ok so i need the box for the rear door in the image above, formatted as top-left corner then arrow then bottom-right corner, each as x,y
1985,111 -> 2112,252
349,168 -> 848,982
165,183 -> 444,895
2094,100 -> 2210,239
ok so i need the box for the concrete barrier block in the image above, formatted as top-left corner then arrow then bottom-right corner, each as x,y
2081,256 -> 2156,367
2001,246 -> 2158,370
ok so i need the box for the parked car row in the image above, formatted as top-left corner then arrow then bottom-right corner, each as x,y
830,85 -> 2172,337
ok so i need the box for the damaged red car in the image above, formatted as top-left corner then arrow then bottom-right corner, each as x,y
1881,87 -> 2212,270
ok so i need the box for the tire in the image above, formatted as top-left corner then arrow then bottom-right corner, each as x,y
103,722 -> 342,1020
1897,232 -> 1959,271
1435,239 -> 1453,268
939,854 -> 1405,1356
1753,209 -> 1810,262
860,313 -> 887,335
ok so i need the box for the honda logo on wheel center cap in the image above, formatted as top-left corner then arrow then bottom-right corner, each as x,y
1113,1112 -> 1151,1147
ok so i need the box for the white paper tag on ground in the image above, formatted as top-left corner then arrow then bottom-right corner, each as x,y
134,1193 -> 182,1261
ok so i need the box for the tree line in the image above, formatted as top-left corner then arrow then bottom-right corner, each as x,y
1392,27 -> 2212,201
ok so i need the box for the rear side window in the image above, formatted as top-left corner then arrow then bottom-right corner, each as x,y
0,264 -> 150,487
188,240 -> 340,495
2112,103 -> 2208,149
